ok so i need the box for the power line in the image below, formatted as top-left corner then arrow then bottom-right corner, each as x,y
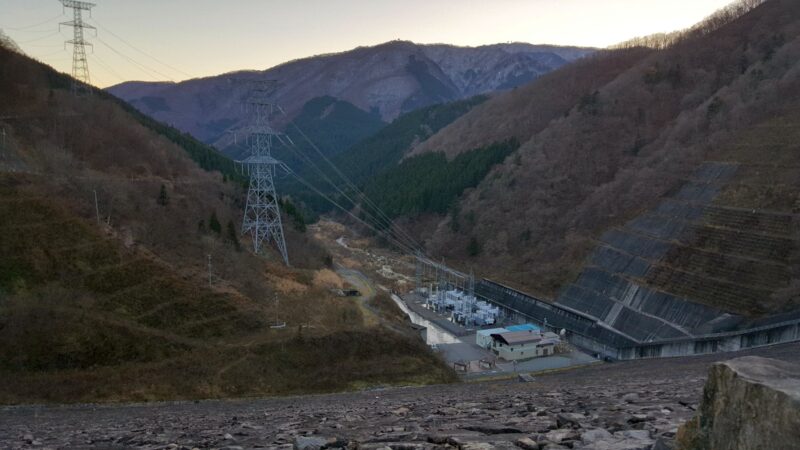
282,142 -> 424,258
91,52 -> 127,83
276,131 -> 422,254
283,114 -> 424,253
95,36 -> 174,81
284,167 -> 420,256
17,30 -> 62,44
2,13 -> 64,31
33,48 -> 68,58
89,18 -> 196,80
283,114 -> 422,248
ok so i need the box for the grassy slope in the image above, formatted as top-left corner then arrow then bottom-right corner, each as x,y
0,46 -> 454,404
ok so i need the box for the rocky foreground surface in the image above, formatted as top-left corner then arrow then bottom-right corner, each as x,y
2,343 -> 799,450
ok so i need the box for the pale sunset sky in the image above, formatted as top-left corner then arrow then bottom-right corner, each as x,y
1,0 -> 734,87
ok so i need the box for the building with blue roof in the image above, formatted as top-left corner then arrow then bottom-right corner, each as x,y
506,323 -> 541,332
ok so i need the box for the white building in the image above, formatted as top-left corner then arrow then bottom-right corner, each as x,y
476,327 -> 509,348
489,330 -> 560,361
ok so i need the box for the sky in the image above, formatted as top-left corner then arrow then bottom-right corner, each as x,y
1,0 -> 734,88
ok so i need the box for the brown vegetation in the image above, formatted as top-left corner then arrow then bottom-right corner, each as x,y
0,45 -> 453,403
406,0 -> 800,312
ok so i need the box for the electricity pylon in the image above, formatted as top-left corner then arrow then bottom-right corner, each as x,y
239,82 -> 289,265
59,0 -> 96,95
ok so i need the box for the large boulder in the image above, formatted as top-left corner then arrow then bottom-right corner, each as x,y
676,356 -> 800,450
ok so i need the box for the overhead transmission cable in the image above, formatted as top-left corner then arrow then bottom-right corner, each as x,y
273,132 -> 418,252
281,112 -> 425,253
281,123 -> 421,253
89,18 -> 196,80
275,132 -> 423,255
2,13 -> 64,31
95,36 -> 175,81
33,48 -> 68,58
283,114 -> 423,251
282,165 -> 421,256
17,30 -> 62,45
91,52 -> 128,84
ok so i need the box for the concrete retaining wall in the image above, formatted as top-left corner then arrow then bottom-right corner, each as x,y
476,279 -> 800,360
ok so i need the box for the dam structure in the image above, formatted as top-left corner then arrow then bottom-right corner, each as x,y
472,162 -> 800,360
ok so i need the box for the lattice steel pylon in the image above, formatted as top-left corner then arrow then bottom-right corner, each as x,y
239,82 -> 289,265
59,0 -> 96,95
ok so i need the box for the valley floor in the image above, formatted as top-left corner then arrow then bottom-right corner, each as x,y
2,342 -> 799,450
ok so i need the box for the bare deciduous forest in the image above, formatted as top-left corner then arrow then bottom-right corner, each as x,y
406,0 -> 800,311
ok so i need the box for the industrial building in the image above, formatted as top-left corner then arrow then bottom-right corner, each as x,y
425,287 -> 501,327
476,327 -> 509,348
489,329 -> 560,361
475,323 -> 541,348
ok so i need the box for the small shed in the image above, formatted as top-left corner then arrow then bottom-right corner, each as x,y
476,327 -> 509,348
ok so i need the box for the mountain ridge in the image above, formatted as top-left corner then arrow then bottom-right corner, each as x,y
106,40 -> 594,148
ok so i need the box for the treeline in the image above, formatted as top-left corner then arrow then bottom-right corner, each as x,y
362,139 -> 518,219
612,0 -> 768,50
277,95 -> 385,170
279,95 -> 488,219
0,30 -> 21,53
335,95 -> 488,187
106,94 -> 244,182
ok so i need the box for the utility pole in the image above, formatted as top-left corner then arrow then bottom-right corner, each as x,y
239,80 -> 289,265
415,251 -> 423,295
93,189 -> 100,223
59,0 -> 96,95
207,254 -> 213,287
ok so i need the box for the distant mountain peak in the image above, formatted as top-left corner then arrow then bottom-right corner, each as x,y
107,40 -> 594,149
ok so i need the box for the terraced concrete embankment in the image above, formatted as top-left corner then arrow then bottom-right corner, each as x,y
478,161 -> 800,360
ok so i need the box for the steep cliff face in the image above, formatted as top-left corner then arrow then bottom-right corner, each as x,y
677,356 -> 800,450
106,41 -> 593,147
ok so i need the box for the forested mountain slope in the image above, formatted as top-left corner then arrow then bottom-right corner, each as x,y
398,0 -> 799,316
0,44 -> 453,403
